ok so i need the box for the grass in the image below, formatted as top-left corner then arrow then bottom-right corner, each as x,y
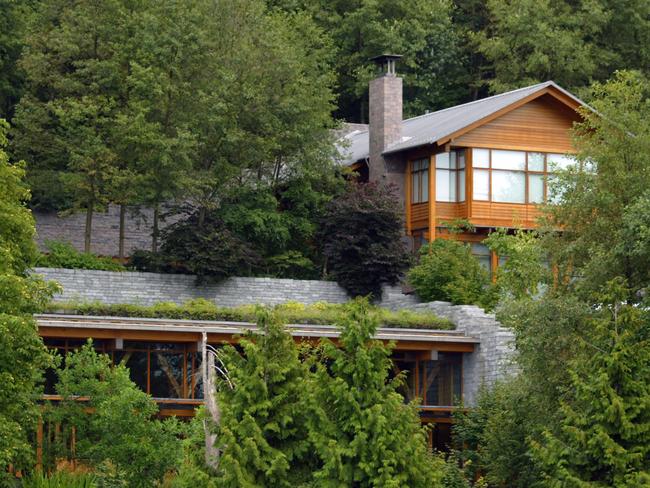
45,298 -> 455,330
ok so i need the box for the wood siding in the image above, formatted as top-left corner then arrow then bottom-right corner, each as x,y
452,94 -> 579,153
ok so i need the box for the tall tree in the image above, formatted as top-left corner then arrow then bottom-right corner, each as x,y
51,341 -> 181,487
214,309 -> 314,487
533,280 -> 650,487
285,0 -> 467,121
308,300 -> 444,486
542,70 -> 650,301
0,119 -> 56,481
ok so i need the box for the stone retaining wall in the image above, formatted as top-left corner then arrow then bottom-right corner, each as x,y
34,267 -> 517,405
34,267 -> 350,307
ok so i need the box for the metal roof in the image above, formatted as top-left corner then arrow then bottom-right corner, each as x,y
36,314 -> 479,344
336,81 -> 588,165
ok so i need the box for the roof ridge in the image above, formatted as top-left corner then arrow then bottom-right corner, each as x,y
402,81 -> 552,124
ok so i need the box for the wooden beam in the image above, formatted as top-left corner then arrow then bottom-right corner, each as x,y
405,160 -> 412,236
428,153 -> 436,242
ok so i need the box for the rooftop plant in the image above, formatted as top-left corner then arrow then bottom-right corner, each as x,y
45,299 -> 454,330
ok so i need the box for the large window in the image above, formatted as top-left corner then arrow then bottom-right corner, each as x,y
435,150 -> 465,202
411,158 -> 429,204
472,149 -> 574,204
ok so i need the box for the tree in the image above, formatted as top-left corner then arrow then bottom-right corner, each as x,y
214,309 -> 314,487
308,299 -> 444,486
542,70 -> 650,302
280,0 -> 467,121
484,228 -> 550,301
319,182 -> 411,299
533,280 -> 650,487
0,119 -> 56,481
51,341 -> 181,487
157,210 -> 260,282
407,239 -> 491,306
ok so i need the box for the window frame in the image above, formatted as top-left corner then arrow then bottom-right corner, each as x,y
435,149 -> 466,203
471,148 -> 558,204
410,158 -> 430,204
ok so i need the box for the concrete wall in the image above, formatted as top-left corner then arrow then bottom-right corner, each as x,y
35,267 -> 350,307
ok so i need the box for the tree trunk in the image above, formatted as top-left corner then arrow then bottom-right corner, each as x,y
118,204 -> 126,259
202,332 -> 220,470
152,204 -> 159,253
84,201 -> 94,253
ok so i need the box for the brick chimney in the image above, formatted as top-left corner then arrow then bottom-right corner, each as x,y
368,54 -> 403,182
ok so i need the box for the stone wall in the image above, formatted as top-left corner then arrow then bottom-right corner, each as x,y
34,204 -> 178,257
35,267 -> 517,406
34,267 -> 350,307
382,298 -> 517,406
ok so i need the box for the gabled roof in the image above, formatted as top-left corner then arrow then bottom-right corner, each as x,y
337,81 -> 589,165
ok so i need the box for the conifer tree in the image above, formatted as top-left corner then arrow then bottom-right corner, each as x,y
533,280 -> 650,487
308,299 -> 443,487
215,309 -> 314,487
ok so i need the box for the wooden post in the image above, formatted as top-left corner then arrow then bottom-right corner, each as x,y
36,417 -> 43,472
405,160 -> 412,236
428,154 -> 436,243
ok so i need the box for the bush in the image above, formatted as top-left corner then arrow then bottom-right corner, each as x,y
21,470 -> 96,488
407,239 -> 492,307
157,212 -> 260,282
318,182 -> 411,298
46,298 -> 454,330
37,241 -> 125,271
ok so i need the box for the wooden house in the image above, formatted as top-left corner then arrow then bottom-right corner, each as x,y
338,55 -> 588,271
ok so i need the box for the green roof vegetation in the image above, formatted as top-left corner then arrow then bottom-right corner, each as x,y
45,299 -> 454,330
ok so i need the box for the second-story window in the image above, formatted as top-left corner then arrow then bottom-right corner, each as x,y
435,150 -> 466,202
472,149 -> 575,204
411,158 -> 429,203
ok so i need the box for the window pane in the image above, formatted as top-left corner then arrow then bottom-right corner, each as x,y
458,169 -> 465,202
150,351 -> 184,398
457,150 -> 465,169
528,152 -> 545,171
492,150 -> 525,170
492,170 -> 525,203
436,169 -> 454,202
472,148 -> 489,168
422,169 -> 429,202
411,172 -> 418,203
528,174 -> 545,203
473,169 -> 489,200
548,153 -> 575,171
116,351 -> 148,393
435,152 -> 450,169
471,243 -> 491,271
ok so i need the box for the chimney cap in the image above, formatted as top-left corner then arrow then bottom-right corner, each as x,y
370,54 -> 403,76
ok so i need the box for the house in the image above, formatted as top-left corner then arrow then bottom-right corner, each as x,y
338,54 -> 588,271
33,267 -> 513,456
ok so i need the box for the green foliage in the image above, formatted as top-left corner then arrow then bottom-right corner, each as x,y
533,281 -> 650,486
542,71 -> 650,301
37,241 -> 126,271
0,118 -> 56,482
21,470 -> 97,488
156,211 -> 260,282
215,309 -> 314,486
319,182 -> 411,299
48,298 -> 454,330
48,341 -> 181,488
484,229 -> 550,300
307,299 -> 444,486
407,239 -> 492,307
